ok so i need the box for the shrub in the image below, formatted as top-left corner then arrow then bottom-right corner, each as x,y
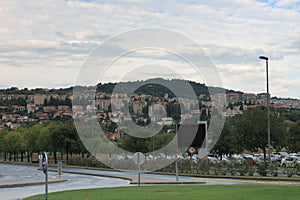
257,164 -> 268,176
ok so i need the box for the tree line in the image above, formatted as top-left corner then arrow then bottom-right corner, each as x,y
0,120 -> 86,164
213,107 -> 300,159
1,107 -> 300,165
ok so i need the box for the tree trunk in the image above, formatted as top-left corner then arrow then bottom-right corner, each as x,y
54,152 -> 57,164
219,153 -> 223,160
4,151 -> 7,161
263,147 -> 267,165
27,150 -> 30,162
21,152 -> 24,162
66,148 -> 69,165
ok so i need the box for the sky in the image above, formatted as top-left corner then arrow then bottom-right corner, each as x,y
1,0 -> 300,99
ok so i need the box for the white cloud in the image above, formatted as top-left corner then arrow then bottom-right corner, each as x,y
0,0 -> 300,98
275,0 -> 300,7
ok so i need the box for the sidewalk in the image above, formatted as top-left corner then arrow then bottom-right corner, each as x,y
125,175 -> 203,184
0,178 -> 67,188
49,169 -> 201,185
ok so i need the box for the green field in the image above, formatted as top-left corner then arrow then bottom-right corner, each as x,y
24,184 -> 300,200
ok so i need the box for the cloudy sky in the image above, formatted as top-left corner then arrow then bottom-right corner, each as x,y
1,0 -> 300,99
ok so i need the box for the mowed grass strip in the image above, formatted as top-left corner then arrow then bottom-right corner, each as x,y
24,184 -> 300,200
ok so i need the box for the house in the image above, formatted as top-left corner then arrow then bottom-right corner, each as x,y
0,106 -> 8,113
226,93 -> 240,105
35,112 -> 49,120
2,114 -> 15,121
33,94 -> 46,105
105,133 -> 121,141
63,110 -> 73,117
27,103 -> 39,113
243,93 -> 257,105
12,105 -> 26,112
257,93 -> 271,105
58,105 -> 70,111
43,106 -> 56,112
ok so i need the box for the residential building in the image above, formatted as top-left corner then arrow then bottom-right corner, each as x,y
243,93 -> 257,105
226,93 -> 240,105
34,94 -> 46,105
257,93 -> 270,105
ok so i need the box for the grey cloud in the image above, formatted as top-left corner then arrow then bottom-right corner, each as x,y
1,0 -> 300,98
206,44 -> 284,65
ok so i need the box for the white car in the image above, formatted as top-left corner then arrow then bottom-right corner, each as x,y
206,155 -> 219,163
281,156 -> 300,168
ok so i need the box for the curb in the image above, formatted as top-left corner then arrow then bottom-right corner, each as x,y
0,178 -> 67,189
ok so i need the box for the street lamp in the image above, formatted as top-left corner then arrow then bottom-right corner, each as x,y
259,56 -> 271,160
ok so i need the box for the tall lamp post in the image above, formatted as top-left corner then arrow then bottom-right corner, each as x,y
259,56 -> 271,160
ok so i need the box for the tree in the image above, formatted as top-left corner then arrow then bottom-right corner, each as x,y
234,107 -> 287,159
4,130 -> 25,161
286,120 -> 300,153
151,133 -> 175,151
212,118 -> 243,158
0,130 -> 8,161
14,127 -> 28,162
23,124 -> 41,162
117,135 -> 150,153
36,125 -> 52,153
51,121 -> 82,164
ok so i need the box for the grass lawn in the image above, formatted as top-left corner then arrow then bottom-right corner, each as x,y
24,184 -> 300,200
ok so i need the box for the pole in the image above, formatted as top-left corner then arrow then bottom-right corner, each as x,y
175,159 -> 179,181
42,152 -> 48,200
58,161 -> 62,179
138,153 -> 141,186
45,171 -> 48,200
259,56 -> 270,161
175,123 -> 179,181
266,59 -> 271,161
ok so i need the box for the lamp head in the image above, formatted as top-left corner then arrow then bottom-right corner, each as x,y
259,56 -> 268,60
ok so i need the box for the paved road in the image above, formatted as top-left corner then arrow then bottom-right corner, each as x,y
54,166 -> 300,185
0,163 -> 130,200
1,163 -> 300,200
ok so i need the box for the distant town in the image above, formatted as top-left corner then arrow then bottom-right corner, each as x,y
1,80 -> 300,138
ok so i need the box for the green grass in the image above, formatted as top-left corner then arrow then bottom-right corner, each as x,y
24,184 -> 300,200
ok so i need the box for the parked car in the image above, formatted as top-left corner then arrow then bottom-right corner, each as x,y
206,154 -> 219,163
277,152 -> 288,158
281,156 -> 300,168
289,153 -> 300,157
253,157 -> 265,165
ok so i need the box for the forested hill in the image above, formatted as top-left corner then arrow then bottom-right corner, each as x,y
0,87 -> 73,95
0,78 -> 243,98
96,78 -> 243,98
2,79 -> 300,101
96,79 -> 211,98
